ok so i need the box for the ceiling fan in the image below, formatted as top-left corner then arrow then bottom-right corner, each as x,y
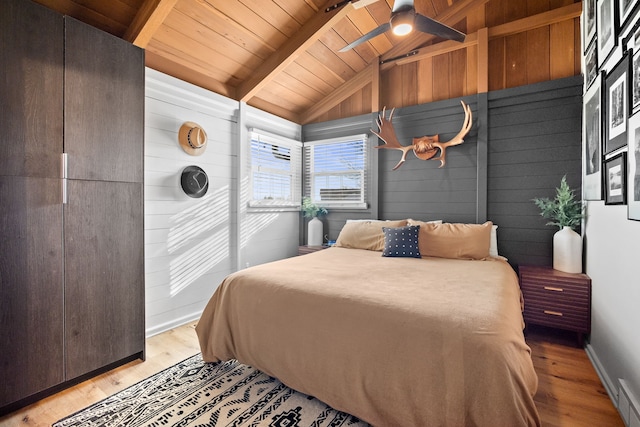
329,0 -> 466,52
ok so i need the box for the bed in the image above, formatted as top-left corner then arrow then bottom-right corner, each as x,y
196,221 -> 540,426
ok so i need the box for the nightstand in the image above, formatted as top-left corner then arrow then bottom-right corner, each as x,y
298,245 -> 329,256
518,265 -> 591,347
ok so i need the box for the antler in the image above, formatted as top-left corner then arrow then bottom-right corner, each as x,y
372,107 -> 414,170
428,100 -> 472,168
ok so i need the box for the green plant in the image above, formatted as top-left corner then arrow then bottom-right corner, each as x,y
301,197 -> 328,218
533,175 -> 584,230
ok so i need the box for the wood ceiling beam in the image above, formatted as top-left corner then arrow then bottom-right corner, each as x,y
371,56 -> 380,112
237,0 -> 378,103
395,32 -> 478,64
477,26 -> 488,93
380,0 -> 489,65
124,0 -> 178,48
301,63 -> 375,124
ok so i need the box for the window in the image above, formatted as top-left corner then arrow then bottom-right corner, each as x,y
304,134 -> 368,208
249,129 -> 302,208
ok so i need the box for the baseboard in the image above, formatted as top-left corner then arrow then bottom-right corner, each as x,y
586,344 -> 640,426
585,343 -> 618,405
145,311 -> 202,338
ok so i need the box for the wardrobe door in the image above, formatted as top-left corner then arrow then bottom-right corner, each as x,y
62,15 -> 145,380
0,177 -> 64,408
0,0 -> 63,178
64,16 -> 144,183
64,180 -> 144,379
0,0 -> 65,412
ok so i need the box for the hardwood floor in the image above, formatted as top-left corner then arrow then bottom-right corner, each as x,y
526,325 -> 624,427
0,322 -> 623,426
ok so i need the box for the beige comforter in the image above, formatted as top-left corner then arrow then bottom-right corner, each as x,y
196,247 -> 540,426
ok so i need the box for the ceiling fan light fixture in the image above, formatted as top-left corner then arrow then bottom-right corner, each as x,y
390,10 -> 415,36
392,23 -> 412,36
337,0 -> 466,52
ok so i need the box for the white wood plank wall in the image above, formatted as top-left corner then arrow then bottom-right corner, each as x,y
144,69 -> 301,337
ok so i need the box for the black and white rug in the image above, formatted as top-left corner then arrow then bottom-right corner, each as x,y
53,354 -> 370,427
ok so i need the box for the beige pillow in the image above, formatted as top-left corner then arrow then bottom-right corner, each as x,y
335,219 -> 408,251
407,220 -> 493,260
406,218 -> 442,225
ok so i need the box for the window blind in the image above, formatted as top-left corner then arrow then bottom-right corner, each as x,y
303,134 -> 368,208
249,129 -> 302,208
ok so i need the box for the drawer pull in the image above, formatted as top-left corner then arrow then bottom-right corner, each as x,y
544,310 -> 563,317
543,286 -> 564,292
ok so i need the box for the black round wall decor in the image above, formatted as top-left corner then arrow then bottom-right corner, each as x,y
181,165 -> 209,198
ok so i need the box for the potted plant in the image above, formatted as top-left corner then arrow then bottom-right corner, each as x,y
533,175 -> 585,273
301,197 -> 328,246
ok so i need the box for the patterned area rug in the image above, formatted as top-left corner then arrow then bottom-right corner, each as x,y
53,354 -> 370,427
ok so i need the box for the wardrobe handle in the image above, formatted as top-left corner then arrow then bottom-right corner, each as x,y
62,153 -> 68,204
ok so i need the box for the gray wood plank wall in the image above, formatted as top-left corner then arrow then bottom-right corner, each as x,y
487,76 -> 583,268
302,76 -> 583,268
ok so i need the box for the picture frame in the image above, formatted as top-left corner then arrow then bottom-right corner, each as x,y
619,0 -> 639,31
584,72 -> 604,200
605,53 -> 630,154
584,0 -> 597,53
633,49 -> 640,114
585,38 -> 599,89
597,0 -> 617,67
605,152 -> 627,205
628,112 -> 640,220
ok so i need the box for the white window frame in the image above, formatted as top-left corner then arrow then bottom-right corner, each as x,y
304,134 -> 368,209
248,128 -> 302,209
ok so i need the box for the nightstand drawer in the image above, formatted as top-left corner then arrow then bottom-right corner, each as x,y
520,285 -> 590,308
518,265 -> 592,342
522,297 -> 589,317
520,279 -> 589,299
523,302 -> 590,332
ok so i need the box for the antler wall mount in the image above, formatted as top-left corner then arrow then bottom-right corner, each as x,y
373,100 -> 472,170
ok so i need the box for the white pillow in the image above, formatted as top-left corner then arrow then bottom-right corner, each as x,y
490,225 -> 498,258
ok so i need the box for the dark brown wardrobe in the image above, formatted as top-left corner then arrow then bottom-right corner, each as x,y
0,0 -> 144,414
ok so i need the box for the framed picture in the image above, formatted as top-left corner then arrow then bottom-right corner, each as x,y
584,0 -> 597,53
619,0 -> 639,31
633,49 -> 640,114
605,53 -> 630,154
585,39 -> 599,89
584,72 -> 604,200
605,152 -> 627,204
628,112 -> 640,219
598,0 -> 617,67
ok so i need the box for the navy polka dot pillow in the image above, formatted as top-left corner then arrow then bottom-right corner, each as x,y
381,225 -> 421,258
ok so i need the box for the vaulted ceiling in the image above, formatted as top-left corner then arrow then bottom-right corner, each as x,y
32,0 -> 581,124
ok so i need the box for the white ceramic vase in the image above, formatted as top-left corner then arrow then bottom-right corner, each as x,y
307,217 -> 323,246
553,226 -> 582,273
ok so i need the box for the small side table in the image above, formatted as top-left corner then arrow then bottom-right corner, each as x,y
298,245 -> 329,256
518,265 -> 591,347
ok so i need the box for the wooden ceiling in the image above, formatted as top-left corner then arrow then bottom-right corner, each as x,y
32,0 -> 581,124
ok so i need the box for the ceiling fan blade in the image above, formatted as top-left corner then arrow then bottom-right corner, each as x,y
339,22 -> 391,52
391,0 -> 415,13
414,13 -> 465,42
